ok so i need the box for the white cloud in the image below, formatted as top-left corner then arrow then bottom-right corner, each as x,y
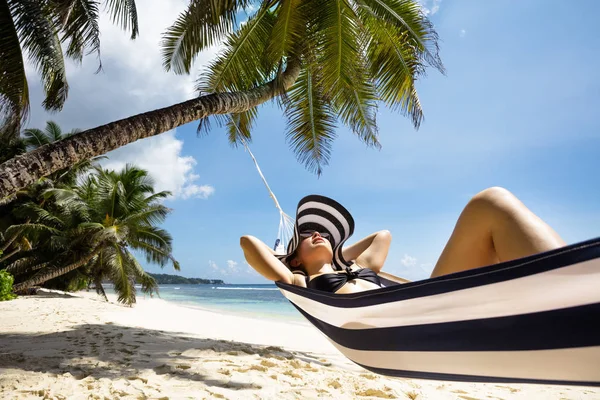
100,131 -> 214,200
418,0 -> 442,16
226,260 -> 239,273
209,260 -> 228,276
25,0 -> 224,201
400,254 -> 417,267
460,29 -> 467,38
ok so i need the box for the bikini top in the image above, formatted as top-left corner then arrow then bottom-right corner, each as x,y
306,266 -> 382,293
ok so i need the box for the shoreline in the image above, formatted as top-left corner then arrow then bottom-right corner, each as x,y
1,290 -> 598,399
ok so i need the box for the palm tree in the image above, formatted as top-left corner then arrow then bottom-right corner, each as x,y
7,164 -> 179,305
22,120 -> 102,186
0,0 -> 445,200
0,0 -> 139,135
22,120 -> 81,151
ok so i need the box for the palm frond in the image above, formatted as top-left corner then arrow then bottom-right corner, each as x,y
123,249 -> 157,295
4,255 -> 42,275
6,223 -> 63,237
196,1 -> 277,93
44,120 -> 64,141
284,60 -> 337,176
119,205 -> 169,227
22,128 -> 49,150
143,190 -> 172,204
10,0 -> 69,111
129,226 -> 171,249
104,0 -> 139,39
51,0 -> 102,68
162,0 -> 251,74
13,202 -> 66,229
226,107 -> 258,146
325,11 -> 380,147
266,0 -> 305,64
104,245 -> 135,305
359,4 -> 424,127
356,0 -> 445,73
0,0 -> 29,130
315,0 -> 380,147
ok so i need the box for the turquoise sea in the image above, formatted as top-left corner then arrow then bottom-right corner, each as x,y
125,284 -> 303,322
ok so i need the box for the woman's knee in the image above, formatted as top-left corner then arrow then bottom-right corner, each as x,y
469,187 -> 517,209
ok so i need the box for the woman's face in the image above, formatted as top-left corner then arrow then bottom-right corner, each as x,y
293,231 -> 334,267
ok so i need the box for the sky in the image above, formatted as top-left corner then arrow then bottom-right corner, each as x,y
24,0 -> 600,283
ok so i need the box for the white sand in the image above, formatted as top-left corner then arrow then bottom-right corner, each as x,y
0,290 -> 598,400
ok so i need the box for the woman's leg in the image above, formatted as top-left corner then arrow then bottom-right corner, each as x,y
430,187 -> 566,278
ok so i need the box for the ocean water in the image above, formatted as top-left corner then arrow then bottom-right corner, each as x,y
124,284 -> 304,323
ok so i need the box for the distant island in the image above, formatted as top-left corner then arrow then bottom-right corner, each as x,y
148,273 -> 225,285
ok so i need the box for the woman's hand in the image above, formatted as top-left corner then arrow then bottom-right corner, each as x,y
342,230 -> 392,273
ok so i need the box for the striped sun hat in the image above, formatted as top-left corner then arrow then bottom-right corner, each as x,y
276,194 -> 355,272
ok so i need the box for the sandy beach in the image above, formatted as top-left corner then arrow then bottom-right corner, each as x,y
1,291 -> 598,400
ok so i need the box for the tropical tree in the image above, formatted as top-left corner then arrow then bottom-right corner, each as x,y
22,120 -> 102,186
22,120 -> 81,151
0,0 -> 139,135
5,164 -> 178,305
0,0 -> 445,200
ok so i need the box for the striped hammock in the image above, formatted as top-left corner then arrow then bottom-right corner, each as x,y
276,237 -> 600,387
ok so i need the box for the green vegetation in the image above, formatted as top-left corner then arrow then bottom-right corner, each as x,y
1,0 -> 139,134
0,121 -> 179,305
0,0 -> 445,199
148,273 -> 224,285
0,270 -> 16,301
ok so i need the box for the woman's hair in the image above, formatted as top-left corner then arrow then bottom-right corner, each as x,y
287,250 -> 307,275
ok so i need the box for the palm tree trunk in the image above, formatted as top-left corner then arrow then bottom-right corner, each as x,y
0,224 -> 25,252
0,61 -> 301,200
0,247 -> 20,263
12,246 -> 103,292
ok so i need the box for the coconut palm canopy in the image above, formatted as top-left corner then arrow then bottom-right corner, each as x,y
0,0 -> 139,134
0,0 -> 444,199
163,0 -> 445,174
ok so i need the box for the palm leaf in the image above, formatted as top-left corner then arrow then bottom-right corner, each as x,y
5,223 -> 63,237
10,0 -> 69,111
45,121 -> 64,142
162,0 -> 251,74
196,1 -> 277,93
104,0 -> 139,39
119,205 -> 169,227
356,0 -> 444,72
122,249 -> 157,294
130,239 -> 178,269
104,245 -> 135,305
315,0 -> 380,148
318,1 -> 380,147
266,0 -> 305,64
284,60 -> 337,176
22,128 -> 49,150
226,107 -> 258,146
359,5 -> 424,127
0,0 -> 29,131
51,0 -> 102,68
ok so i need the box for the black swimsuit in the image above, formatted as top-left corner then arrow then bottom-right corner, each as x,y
307,266 -> 382,293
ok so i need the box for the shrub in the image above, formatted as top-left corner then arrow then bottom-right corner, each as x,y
0,270 -> 17,301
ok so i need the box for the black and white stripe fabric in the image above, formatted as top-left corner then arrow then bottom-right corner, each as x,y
276,195 -> 355,271
276,237 -> 600,386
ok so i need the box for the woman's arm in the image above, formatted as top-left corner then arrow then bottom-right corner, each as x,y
240,235 -> 305,286
342,230 -> 392,273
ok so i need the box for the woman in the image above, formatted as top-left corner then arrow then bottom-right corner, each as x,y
240,187 -> 566,293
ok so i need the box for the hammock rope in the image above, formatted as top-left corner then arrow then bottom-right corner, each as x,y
232,118 -> 294,254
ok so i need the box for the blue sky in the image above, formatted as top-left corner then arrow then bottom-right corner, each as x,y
26,0 -> 600,283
